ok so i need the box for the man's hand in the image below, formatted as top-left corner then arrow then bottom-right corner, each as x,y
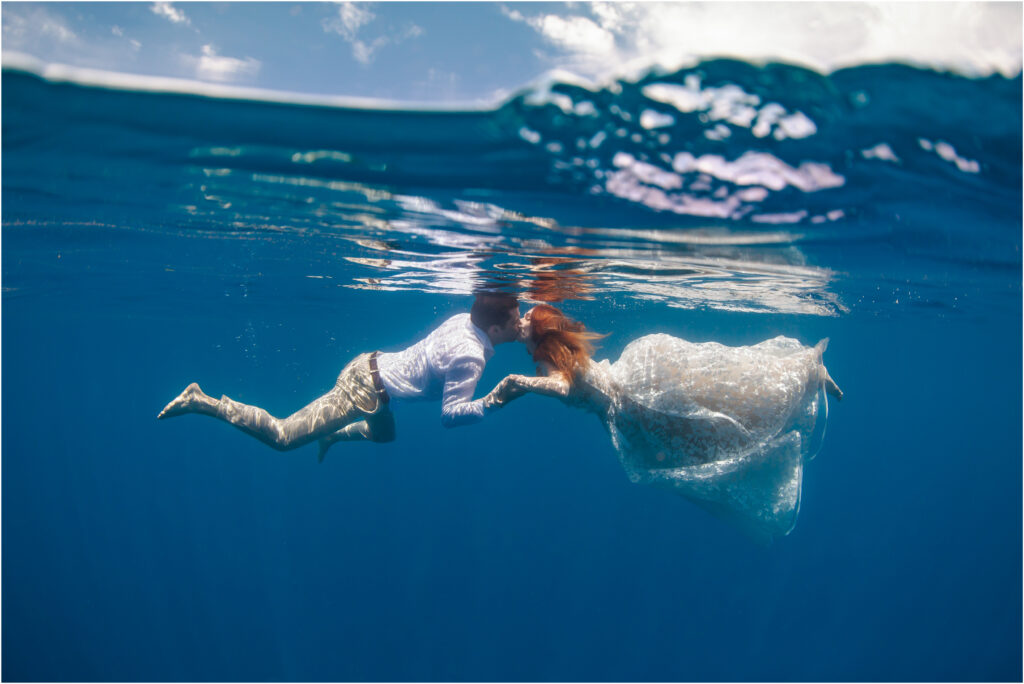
482,374 -> 529,410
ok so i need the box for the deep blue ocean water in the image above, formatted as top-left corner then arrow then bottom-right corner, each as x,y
2,60 -> 1021,682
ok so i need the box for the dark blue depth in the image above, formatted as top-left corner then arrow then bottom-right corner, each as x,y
2,61 -> 1021,682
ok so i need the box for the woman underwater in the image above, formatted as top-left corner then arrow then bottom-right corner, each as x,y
476,305 -> 843,541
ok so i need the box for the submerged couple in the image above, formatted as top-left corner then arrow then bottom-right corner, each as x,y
159,293 -> 843,540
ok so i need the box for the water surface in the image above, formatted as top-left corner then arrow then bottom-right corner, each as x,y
2,60 -> 1021,681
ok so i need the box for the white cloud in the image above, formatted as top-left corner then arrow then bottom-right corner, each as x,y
351,36 -> 388,65
151,2 -> 190,27
186,45 -> 261,83
528,14 -> 615,56
41,18 -> 76,42
322,1 -> 374,41
110,24 -> 142,51
589,2 -> 628,34
503,2 -> 1023,79
322,2 -> 423,65
500,6 -> 525,23
2,7 -> 153,69
2,6 -> 78,46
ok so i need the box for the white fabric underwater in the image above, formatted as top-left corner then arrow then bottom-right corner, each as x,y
568,334 -> 829,542
376,313 -> 495,427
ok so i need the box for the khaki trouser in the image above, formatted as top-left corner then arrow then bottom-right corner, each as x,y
215,353 -> 395,450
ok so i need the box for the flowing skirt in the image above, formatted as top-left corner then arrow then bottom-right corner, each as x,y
601,334 -> 831,542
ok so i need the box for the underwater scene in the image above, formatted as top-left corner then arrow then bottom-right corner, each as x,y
2,6 -> 1022,681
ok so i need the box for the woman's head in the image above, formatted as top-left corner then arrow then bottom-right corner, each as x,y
522,304 -> 604,384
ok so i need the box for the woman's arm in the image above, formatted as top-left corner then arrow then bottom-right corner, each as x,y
508,373 -> 571,398
481,372 -> 570,410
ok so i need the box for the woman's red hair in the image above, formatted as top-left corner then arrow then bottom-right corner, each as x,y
528,305 -> 605,385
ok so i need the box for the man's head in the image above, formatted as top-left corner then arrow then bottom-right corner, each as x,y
471,293 -> 521,345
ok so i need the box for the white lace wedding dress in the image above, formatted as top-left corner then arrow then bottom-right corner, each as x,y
562,334 -> 832,541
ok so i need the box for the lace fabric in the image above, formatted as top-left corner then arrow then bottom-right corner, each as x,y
571,334 -> 829,541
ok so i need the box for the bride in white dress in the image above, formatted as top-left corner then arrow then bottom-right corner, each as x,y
484,305 -> 843,542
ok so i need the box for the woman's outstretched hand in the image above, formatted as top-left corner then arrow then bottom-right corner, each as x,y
482,374 -> 530,410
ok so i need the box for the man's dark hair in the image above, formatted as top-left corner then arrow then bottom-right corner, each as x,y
470,293 -> 519,330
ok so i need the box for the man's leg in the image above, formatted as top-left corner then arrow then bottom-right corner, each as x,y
317,409 -> 395,462
159,355 -> 382,451
214,384 -> 368,451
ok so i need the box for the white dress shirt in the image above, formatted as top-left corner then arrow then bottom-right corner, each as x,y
376,313 -> 494,427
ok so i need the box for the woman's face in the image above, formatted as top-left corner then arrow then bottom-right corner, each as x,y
521,306 -> 538,354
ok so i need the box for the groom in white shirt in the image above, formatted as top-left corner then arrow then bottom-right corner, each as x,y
317,293 -> 522,458
158,293 -> 523,460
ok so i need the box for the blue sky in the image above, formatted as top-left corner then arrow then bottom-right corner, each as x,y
2,2 -> 1021,105
3,2 -> 556,103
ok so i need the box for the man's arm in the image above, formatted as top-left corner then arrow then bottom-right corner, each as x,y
439,356 -> 491,428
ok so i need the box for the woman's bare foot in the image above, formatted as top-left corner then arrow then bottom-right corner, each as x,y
824,371 -> 843,402
158,382 -> 216,419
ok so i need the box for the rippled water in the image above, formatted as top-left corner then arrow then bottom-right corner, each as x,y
4,61 -> 1019,316
2,60 -> 1021,681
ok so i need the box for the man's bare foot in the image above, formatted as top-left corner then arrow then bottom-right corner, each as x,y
158,382 -> 213,419
317,421 -> 373,462
317,437 -> 333,463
